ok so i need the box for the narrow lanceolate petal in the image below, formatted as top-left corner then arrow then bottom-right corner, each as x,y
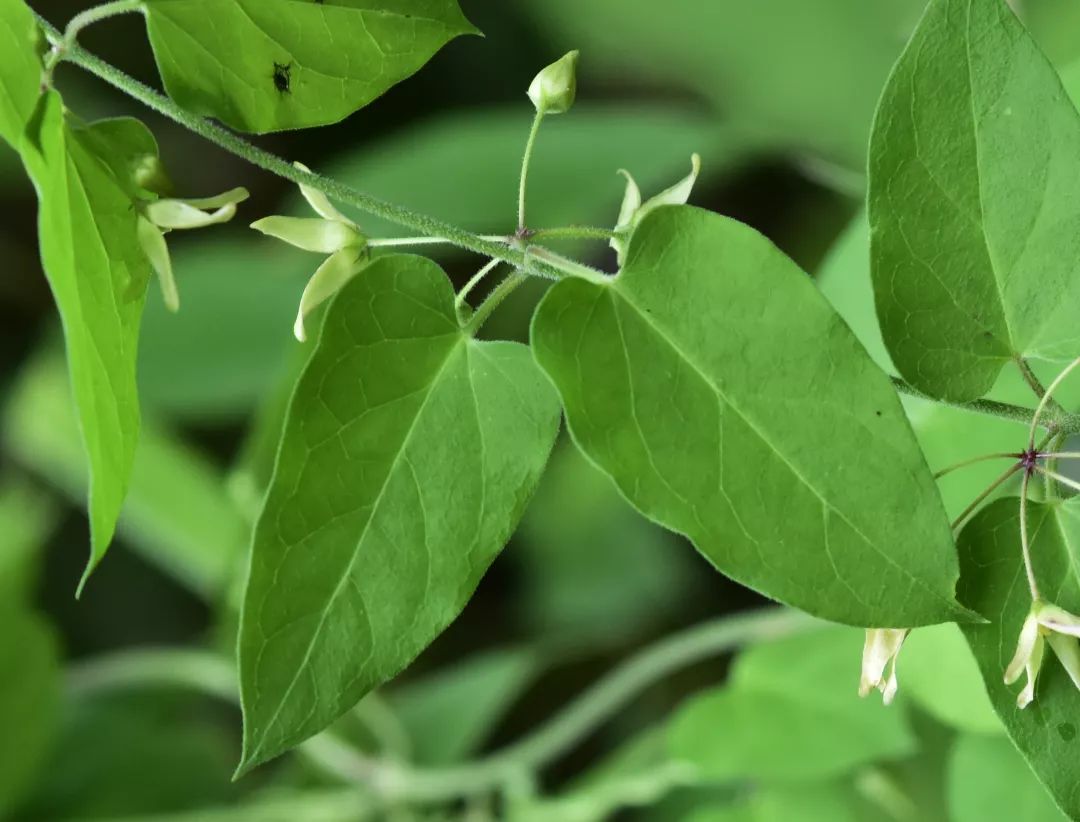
859,628 -> 908,702
137,216 -> 179,312
294,162 -> 352,224
642,153 -> 701,214
1047,633 -> 1080,690
144,187 -> 249,230
1005,613 -> 1041,685
1017,634 -> 1046,709
251,216 -> 361,254
294,247 -> 366,342
614,170 -> 642,231
1036,602 -> 1080,637
176,187 -> 250,212
610,155 -> 702,266
610,170 -> 643,264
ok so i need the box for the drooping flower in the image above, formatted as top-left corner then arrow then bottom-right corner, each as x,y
859,628 -> 909,705
527,50 -> 579,115
250,163 -> 368,342
137,187 -> 249,311
1005,600 -> 1080,708
610,154 -> 701,265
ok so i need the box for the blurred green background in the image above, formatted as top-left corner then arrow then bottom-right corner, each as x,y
3,1 -> 1080,820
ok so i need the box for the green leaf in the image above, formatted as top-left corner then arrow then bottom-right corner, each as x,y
532,205 -> 966,626
0,0 -> 40,149
18,95 -> 155,590
948,734 -> 1065,821
669,627 -> 916,783
388,647 -> 539,765
141,0 -> 478,133
815,210 -> 1041,523
3,353 -> 246,598
237,255 -> 560,772
0,607 -> 60,816
518,0 -> 925,170
901,623 -> 1001,735
957,496 -> 1080,819
869,0 -> 1080,401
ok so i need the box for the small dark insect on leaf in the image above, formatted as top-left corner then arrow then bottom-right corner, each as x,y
272,62 -> 292,94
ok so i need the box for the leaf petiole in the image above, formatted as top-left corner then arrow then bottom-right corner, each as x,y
456,258 -> 502,311
465,271 -> 528,336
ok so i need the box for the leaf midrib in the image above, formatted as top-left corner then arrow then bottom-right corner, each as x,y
246,329 -> 467,762
608,279 -> 958,610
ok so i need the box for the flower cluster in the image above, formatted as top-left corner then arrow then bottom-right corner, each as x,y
1005,600 -> 1080,708
251,163 -> 368,342
138,188 -> 249,311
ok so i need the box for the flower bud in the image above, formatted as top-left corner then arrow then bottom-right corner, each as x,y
528,50 -> 579,115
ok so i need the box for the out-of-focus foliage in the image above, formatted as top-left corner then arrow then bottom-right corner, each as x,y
6,0 -> 1080,819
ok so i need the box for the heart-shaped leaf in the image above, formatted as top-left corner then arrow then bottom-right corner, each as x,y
869,0 -> 1080,401
532,205 -> 968,627
237,254 -> 560,773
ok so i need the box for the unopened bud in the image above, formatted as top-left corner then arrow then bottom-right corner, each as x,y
528,50 -> 579,115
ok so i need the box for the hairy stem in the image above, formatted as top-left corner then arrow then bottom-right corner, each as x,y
465,271 -> 529,336
34,13 -> 573,282
1036,465 -> 1080,496
530,226 -> 617,242
890,377 -> 1066,430
1029,356 -> 1080,448
1016,357 -> 1051,402
44,0 -> 142,76
456,258 -> 502,310
65,608 -> 814,803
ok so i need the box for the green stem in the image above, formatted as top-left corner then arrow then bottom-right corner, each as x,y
518,111 -> 545,229
34,14 -> 572,282
43,0 -> 142,78
890,377 -> 1066,430
529,225 -> 617,243
951,462 -> 1022,531
1020,469 -> 1041,600
63,0 -> 142,36
385,608 -> 816,802
1016,357 -> 1051,401
933,452 -> 1021,480
465,271 -> 529,335
65,608 -> 813,804
456,258 -> 502,310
